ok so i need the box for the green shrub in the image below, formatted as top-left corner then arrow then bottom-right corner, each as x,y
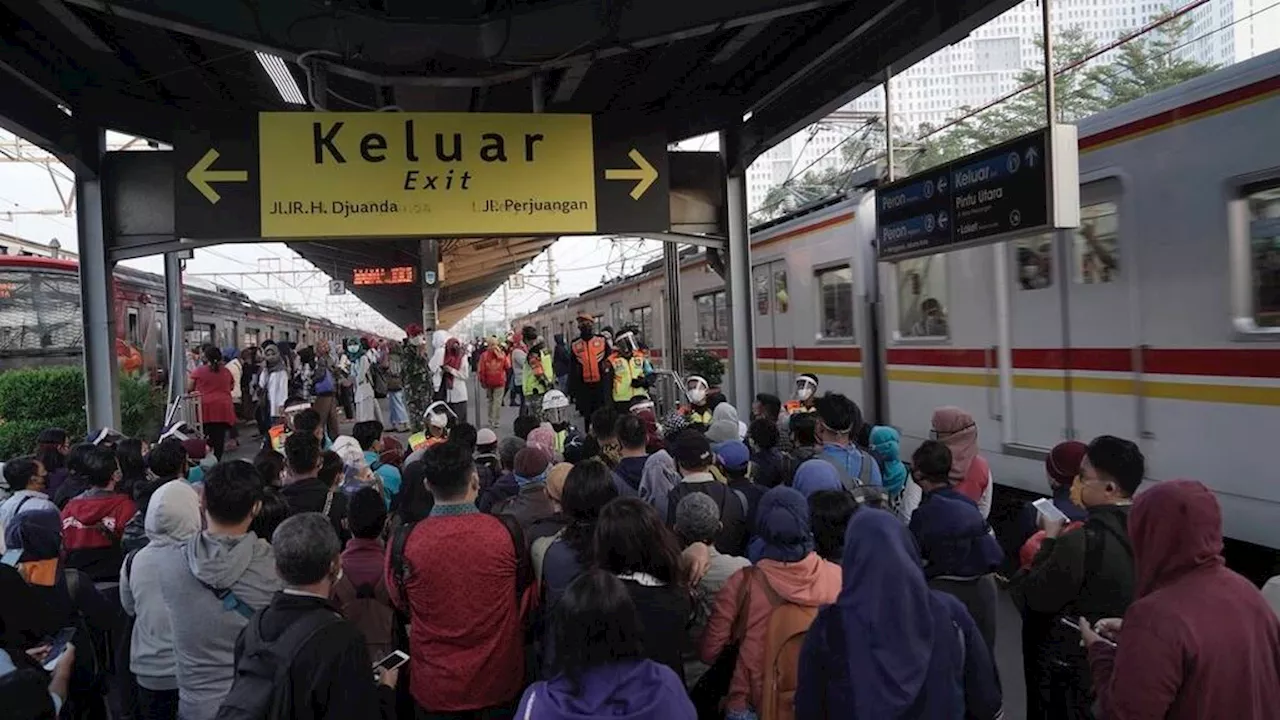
0,366 -> 84,422
0,367 -> 166,459
683,349 -> 726,388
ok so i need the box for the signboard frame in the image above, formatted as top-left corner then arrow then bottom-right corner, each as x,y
876,124 -> 1079,263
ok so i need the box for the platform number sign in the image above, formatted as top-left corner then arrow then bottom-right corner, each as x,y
328,280 -> 346,296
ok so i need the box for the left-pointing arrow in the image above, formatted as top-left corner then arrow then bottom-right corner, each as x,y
187,149 -> 248,204
605,149 -> 658,200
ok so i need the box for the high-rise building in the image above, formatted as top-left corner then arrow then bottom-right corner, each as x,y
746,0 -> 1279,211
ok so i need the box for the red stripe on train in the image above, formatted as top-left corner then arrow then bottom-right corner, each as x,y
756,346 -> 862,363
886,347 -> 1280,379
1080,74 -> 1280,151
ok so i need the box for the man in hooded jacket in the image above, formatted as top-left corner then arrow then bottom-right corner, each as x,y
155,461 -> 281,720
1084,479 -> 1280,720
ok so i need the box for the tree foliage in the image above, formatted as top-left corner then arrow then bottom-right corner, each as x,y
754,17 -> 1219,202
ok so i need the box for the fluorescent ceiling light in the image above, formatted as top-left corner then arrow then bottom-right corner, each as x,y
255,51 -> 306,105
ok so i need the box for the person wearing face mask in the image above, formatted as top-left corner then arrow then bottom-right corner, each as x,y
680,376 -> 714,427
257,340 -> 291,431
783,374 -> 819,416
607,329 -> 652,415
407,401 -> 456,457
541,389 -> 583,456
217,513 -> 397,719
1009,435 -> 1143,720
569,314 -> 611,433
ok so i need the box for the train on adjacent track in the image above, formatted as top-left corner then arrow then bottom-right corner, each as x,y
518,49 -> 1280,554
0,255 -> 368,381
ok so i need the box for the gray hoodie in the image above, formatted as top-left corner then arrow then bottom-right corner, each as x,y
120,480 -> 203,690
156,524 -> 281,720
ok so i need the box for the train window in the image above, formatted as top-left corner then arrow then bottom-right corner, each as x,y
629,306 -> 652,343
1247,184 -> 1280,328
754,266 -> 771,315
609,302 -> 623,331
1016,236 -> 1054,290
1073,202 -> 1120,284
126,308 -> 140,346
695,290 -> 728,343
774,267 -> 789,314
815,266 -> 855,340
896,254 -> 950,339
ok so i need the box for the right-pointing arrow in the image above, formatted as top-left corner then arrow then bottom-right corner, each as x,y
186,149 -> 248,204
605,149 -> 658,200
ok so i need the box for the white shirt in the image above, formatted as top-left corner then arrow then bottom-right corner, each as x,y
259,368 -> 290,417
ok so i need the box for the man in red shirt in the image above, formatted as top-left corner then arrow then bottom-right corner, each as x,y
60,443 -> 135,582
387,441 -> 529,717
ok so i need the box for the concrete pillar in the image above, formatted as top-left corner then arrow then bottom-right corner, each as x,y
720,126 -> 755,409
76,125 -> 120,429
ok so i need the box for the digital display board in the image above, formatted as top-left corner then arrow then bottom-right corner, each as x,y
353,266 -> 416,286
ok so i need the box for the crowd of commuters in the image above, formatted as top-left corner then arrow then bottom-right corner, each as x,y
2,339 -> 1280,720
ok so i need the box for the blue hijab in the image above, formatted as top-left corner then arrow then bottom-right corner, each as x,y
792,459 -> 842,498
869,426 -> 908,495
834,509 -> 938,718
747,485 -> 814,563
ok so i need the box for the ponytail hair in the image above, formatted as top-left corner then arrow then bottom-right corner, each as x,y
203,344 -> 223,371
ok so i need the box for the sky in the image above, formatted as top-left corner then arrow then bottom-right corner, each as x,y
0,129 -> 667,338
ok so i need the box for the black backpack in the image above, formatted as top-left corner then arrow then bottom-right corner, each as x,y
214,608 -> 342,720
665,482 -> 749,556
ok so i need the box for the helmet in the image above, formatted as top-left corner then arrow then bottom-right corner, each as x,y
424,400 -> 456,430
686,375 -> 709,405
795,373 -> 819,402
543,389 -> 570,425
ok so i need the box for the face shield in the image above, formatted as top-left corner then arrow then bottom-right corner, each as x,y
686,376 -> 709,405
424,401 -> 455,432
542,390 -> 570,425
614,331 -> 637,356
795,376 -> 817,402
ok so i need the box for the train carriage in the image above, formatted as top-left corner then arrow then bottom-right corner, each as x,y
515,47 -> 1280,552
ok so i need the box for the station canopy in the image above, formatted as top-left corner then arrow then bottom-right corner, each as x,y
0,0 -> 1019,330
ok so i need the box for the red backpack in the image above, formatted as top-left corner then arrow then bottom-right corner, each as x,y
479,351 -> 507,389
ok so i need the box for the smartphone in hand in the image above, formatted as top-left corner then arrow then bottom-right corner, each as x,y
372,650 -> 409,680
1060,617 -> 1116,648
1034,498 -> 1070,524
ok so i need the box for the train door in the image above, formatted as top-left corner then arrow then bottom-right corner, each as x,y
752,260 -> 789,396
1004,230 -> 1069,450
1000,179 -> 1137,448
1063,182 -> 1138,443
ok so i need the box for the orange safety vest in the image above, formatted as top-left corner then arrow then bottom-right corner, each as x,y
571,336 -> 608,384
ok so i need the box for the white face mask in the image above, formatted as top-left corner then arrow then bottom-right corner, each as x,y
688,388 -> 706,404
429,413 -> 448,429
796,385 -> 815,401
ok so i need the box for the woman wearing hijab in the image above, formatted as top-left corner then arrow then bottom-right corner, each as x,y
441,337 -> 470,422
793,459 -> 843,499
796,509 -> 1002,720
904,406 -> 993,520
706,403 -> 744,445
701,486 -> 842,719
1082,480 -> 1280,720
869,426 -> 908,502
353,338 -> 384,424
120,480 -> 203,718
638,449 -> 679,506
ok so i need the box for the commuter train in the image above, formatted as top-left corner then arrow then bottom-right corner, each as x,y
518,49 -> 1280,553
0,255 -> 369,379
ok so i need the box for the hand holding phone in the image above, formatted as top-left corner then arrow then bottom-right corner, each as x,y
1062,617 -> 1117,648
372,650 -> 409,685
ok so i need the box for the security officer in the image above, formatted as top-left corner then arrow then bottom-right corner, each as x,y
680,376 -> 714,427
608,330 -> 651,415
522,325 -> 556,421
569,313 -> 610,433
541,389 -> 582,456
784,373 -> 820,415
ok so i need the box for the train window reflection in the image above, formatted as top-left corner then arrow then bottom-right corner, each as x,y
695,290 -> 728,343
629,306 -> 652,343
1073,202 -> 1120,284
816,266 -> 855,340
897,255 -> 949,339
1016,236 -> 1054,290
774,268 -> 789,314
1247,185 -> 1280,328
754,266 -> 770,316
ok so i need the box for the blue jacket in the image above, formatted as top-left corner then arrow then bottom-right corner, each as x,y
909,487 -> 1003,579
818,443 -> 883,488
516,660 -> 694,720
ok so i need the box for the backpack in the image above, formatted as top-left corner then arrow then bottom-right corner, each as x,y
389,513 -> 532,611
664,482 -> 749,556
370,363 -> 389,399
214,609 -> 342,720
754,571 -> 819,720
332,572 -> 396,664
479,352 -> 507,389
